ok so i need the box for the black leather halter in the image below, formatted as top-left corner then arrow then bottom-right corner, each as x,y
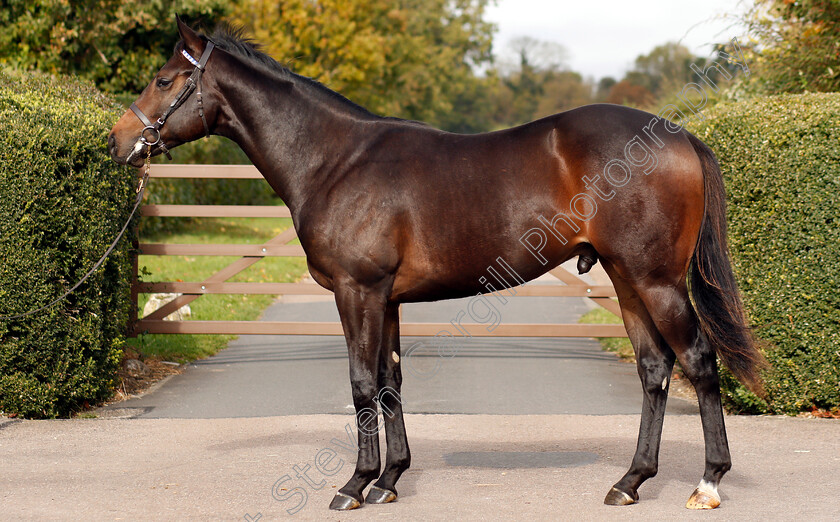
130,41 -> 215,159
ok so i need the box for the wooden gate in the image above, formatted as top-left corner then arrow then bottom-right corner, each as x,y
131,164 -> 628,338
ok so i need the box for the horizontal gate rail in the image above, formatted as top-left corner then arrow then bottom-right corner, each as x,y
132,164 -> 628,338
142,204 -> 292,218
138,243 -> 306,256
135,320 -> 628,337
138,282 -> 333,295
137,281 -> 618,298
141,164 -> 264,178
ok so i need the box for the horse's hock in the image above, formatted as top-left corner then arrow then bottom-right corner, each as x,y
130,163 -> 628,339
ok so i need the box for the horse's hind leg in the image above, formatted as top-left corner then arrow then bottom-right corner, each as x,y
602,266 -> 676,506
631,279 -> 731,509
366,302 -> 411,504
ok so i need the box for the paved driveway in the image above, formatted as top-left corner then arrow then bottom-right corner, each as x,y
2,414 -> 838,520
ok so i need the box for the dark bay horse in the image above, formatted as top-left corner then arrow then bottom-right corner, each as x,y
109,18 -> 765,511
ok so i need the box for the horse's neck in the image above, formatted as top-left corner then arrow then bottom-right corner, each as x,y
213,55 -> 375,216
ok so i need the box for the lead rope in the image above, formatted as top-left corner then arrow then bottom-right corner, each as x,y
0,148 -> 152,321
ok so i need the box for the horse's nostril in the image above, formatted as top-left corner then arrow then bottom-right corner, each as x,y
108,134 -> 117,155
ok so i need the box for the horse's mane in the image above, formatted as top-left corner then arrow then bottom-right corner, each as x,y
201,24 -> 380,119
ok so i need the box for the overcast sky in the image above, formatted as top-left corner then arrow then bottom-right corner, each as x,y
485,0 -> 749,80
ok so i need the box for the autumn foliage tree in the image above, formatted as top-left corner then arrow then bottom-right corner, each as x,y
742,0 -> 840,93
483,36 -> 596,128
606,79 -> 655,107
230,0 -> 495,126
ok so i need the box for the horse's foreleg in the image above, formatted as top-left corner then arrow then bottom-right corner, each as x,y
603,272 -> 676,506
329,283 -> 389,511
367,302 -> 411,504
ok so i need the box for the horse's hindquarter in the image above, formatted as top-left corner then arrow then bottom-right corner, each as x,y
556,105 -> 706,283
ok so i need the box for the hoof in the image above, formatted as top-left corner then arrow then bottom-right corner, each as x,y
686,487 -> 721,510
366,485 -> 397,504
604,487 -> 637,506
329,492 -> 362,511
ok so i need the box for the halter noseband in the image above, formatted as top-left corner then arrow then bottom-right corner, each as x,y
130,41 -> 215,159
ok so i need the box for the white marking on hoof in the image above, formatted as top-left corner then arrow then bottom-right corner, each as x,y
392,351 -> 400,363
697,479 -> 719,499
686,479 -> 721,509
662,377 -> 668,390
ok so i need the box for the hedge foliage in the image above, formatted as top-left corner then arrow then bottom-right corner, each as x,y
0,69 -> 135,418
694,93 -> 840,414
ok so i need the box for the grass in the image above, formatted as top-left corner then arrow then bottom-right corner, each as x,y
127,213 -> 308,363
580,307 -> 635,362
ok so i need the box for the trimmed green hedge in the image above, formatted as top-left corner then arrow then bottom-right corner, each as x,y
0,69 -> 135,418
695,93 -> 840,414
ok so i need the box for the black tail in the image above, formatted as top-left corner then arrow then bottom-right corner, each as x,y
687,133 -> 766,394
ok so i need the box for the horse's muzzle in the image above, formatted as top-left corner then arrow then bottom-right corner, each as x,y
107,134 -> 119,162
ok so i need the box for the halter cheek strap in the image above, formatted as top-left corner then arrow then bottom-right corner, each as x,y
130,41 -> 215,159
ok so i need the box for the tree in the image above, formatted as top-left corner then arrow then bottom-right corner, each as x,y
596,77 -> 617,102
606,80 -> 655,107
230,0 -> 495,126
0,0 -> 233,94
605,41 -> 740,109
501,46 -> 544,125
504,36 -> 569,74
534,71 -> 596,118
487,35 -> 579,127
742,0 -> 840,93
631,42 -> 697,98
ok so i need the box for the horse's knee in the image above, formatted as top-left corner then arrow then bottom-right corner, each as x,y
714,458 -> 732,475
349,377 -> 378,404
640,374 -> 670,396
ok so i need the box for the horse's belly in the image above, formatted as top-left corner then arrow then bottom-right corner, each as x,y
390,236 -> 578,303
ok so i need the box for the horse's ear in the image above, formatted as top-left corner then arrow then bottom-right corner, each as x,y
176,15 -> 203,54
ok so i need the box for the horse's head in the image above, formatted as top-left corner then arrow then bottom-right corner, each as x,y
109,17 -> 219,167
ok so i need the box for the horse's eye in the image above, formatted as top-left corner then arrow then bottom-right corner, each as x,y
156,78 -> 173,89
